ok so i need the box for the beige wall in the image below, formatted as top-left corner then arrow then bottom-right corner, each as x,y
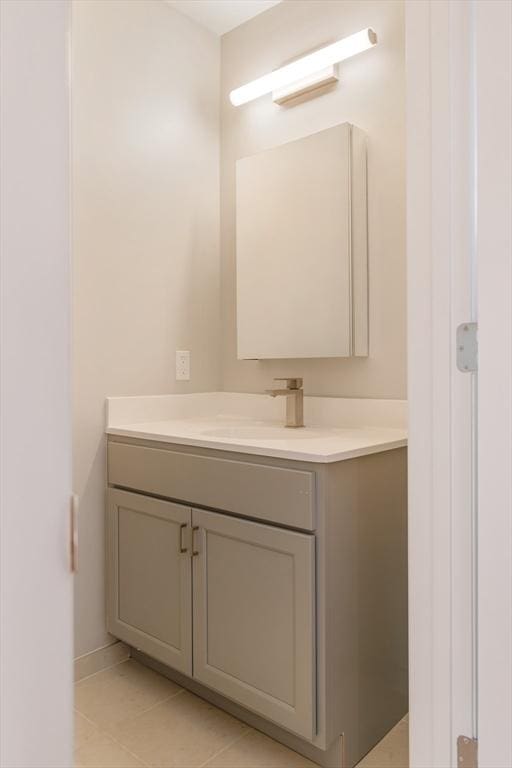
73,0 -> 405,659
72,0 -> 220,657
220,0 -> 405,398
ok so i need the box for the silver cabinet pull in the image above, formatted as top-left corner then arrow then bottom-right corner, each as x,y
192,526 -> 200,556
179,523 -> 188,553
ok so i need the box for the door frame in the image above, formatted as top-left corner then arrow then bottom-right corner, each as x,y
406,1 -> 477,765
476,2 -> 512,766
1,1 -> 510,766
407,1 -> 512,767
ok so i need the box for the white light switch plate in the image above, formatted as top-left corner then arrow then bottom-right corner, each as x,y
176,350 -> 190,381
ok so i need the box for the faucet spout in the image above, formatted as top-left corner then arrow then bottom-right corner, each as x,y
265,378 -> 304,428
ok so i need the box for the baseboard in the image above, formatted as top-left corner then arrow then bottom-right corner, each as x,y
74,641 -> 130,682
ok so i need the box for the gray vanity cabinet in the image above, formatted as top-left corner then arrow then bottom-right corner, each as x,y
106,486 -> 315,739
106,437 -> 408,768
107,489 -> 192,675
192,508 -> 315,740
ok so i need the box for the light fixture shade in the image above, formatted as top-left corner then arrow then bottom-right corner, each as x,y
229,28 -> 377,107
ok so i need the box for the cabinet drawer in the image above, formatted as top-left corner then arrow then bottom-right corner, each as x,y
108,441 -> 315,530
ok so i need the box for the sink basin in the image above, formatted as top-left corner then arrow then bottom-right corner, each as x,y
106,393 -> 408,462
201,425 -> 327,440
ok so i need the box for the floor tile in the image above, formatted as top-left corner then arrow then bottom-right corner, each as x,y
75,659 -> 182,729
356,718 -> 409,768
75,710 -> 99,750
107,690 -> 249,768
75,641 -> 130,682
75,731 -> 146,768
204,728 -> 319,768
74,658 -> 409,768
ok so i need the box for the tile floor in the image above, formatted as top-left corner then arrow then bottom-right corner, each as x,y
74,659 -> 408,768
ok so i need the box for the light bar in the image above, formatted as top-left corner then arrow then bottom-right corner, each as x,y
229,28 -> 377,107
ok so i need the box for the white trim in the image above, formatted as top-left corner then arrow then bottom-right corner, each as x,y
74,641 -> 130,682
407,1 -> 476,765
476,2 -> 512,766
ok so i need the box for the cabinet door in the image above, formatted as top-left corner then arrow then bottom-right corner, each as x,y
107,489 -> 192,674
192,509 -> 315,740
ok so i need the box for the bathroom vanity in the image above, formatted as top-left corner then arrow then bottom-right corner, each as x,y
105,393 -> 408,768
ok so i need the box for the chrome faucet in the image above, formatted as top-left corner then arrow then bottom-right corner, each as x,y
265,378 -> 304,428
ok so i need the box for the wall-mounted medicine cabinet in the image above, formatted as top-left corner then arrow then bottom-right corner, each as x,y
236,122 -> 368,360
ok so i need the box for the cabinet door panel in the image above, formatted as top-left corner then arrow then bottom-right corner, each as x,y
192,509 -> 315,740
107,489 -> 192,674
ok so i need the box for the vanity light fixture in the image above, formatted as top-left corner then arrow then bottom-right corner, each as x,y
229,28 -> 377,107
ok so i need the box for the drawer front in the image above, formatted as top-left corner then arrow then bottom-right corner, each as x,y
107,441 -> 315,530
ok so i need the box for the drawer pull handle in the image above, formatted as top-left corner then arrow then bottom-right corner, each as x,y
192,526 -> 200,556
179,523 -> 188,553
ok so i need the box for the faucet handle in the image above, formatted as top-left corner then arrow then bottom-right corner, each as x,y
273,377 -> 303,390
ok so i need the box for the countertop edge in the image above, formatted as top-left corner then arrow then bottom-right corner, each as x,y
106,427 -> 408,464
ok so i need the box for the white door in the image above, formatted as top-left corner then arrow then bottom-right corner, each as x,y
0,2 -> 73,767
476,2 -> 512,767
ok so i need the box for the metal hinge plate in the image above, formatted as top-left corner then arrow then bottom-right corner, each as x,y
456,322 -> 478,372
457,735 -> 478,768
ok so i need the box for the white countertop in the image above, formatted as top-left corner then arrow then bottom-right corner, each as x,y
106,392 -> 407,464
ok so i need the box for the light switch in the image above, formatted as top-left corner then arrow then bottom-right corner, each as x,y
176,350 -> 190,381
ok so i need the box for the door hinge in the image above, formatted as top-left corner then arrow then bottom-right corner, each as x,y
456,322 -> 478,372
457,735 -> 478,768
70,493 -> 79,573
